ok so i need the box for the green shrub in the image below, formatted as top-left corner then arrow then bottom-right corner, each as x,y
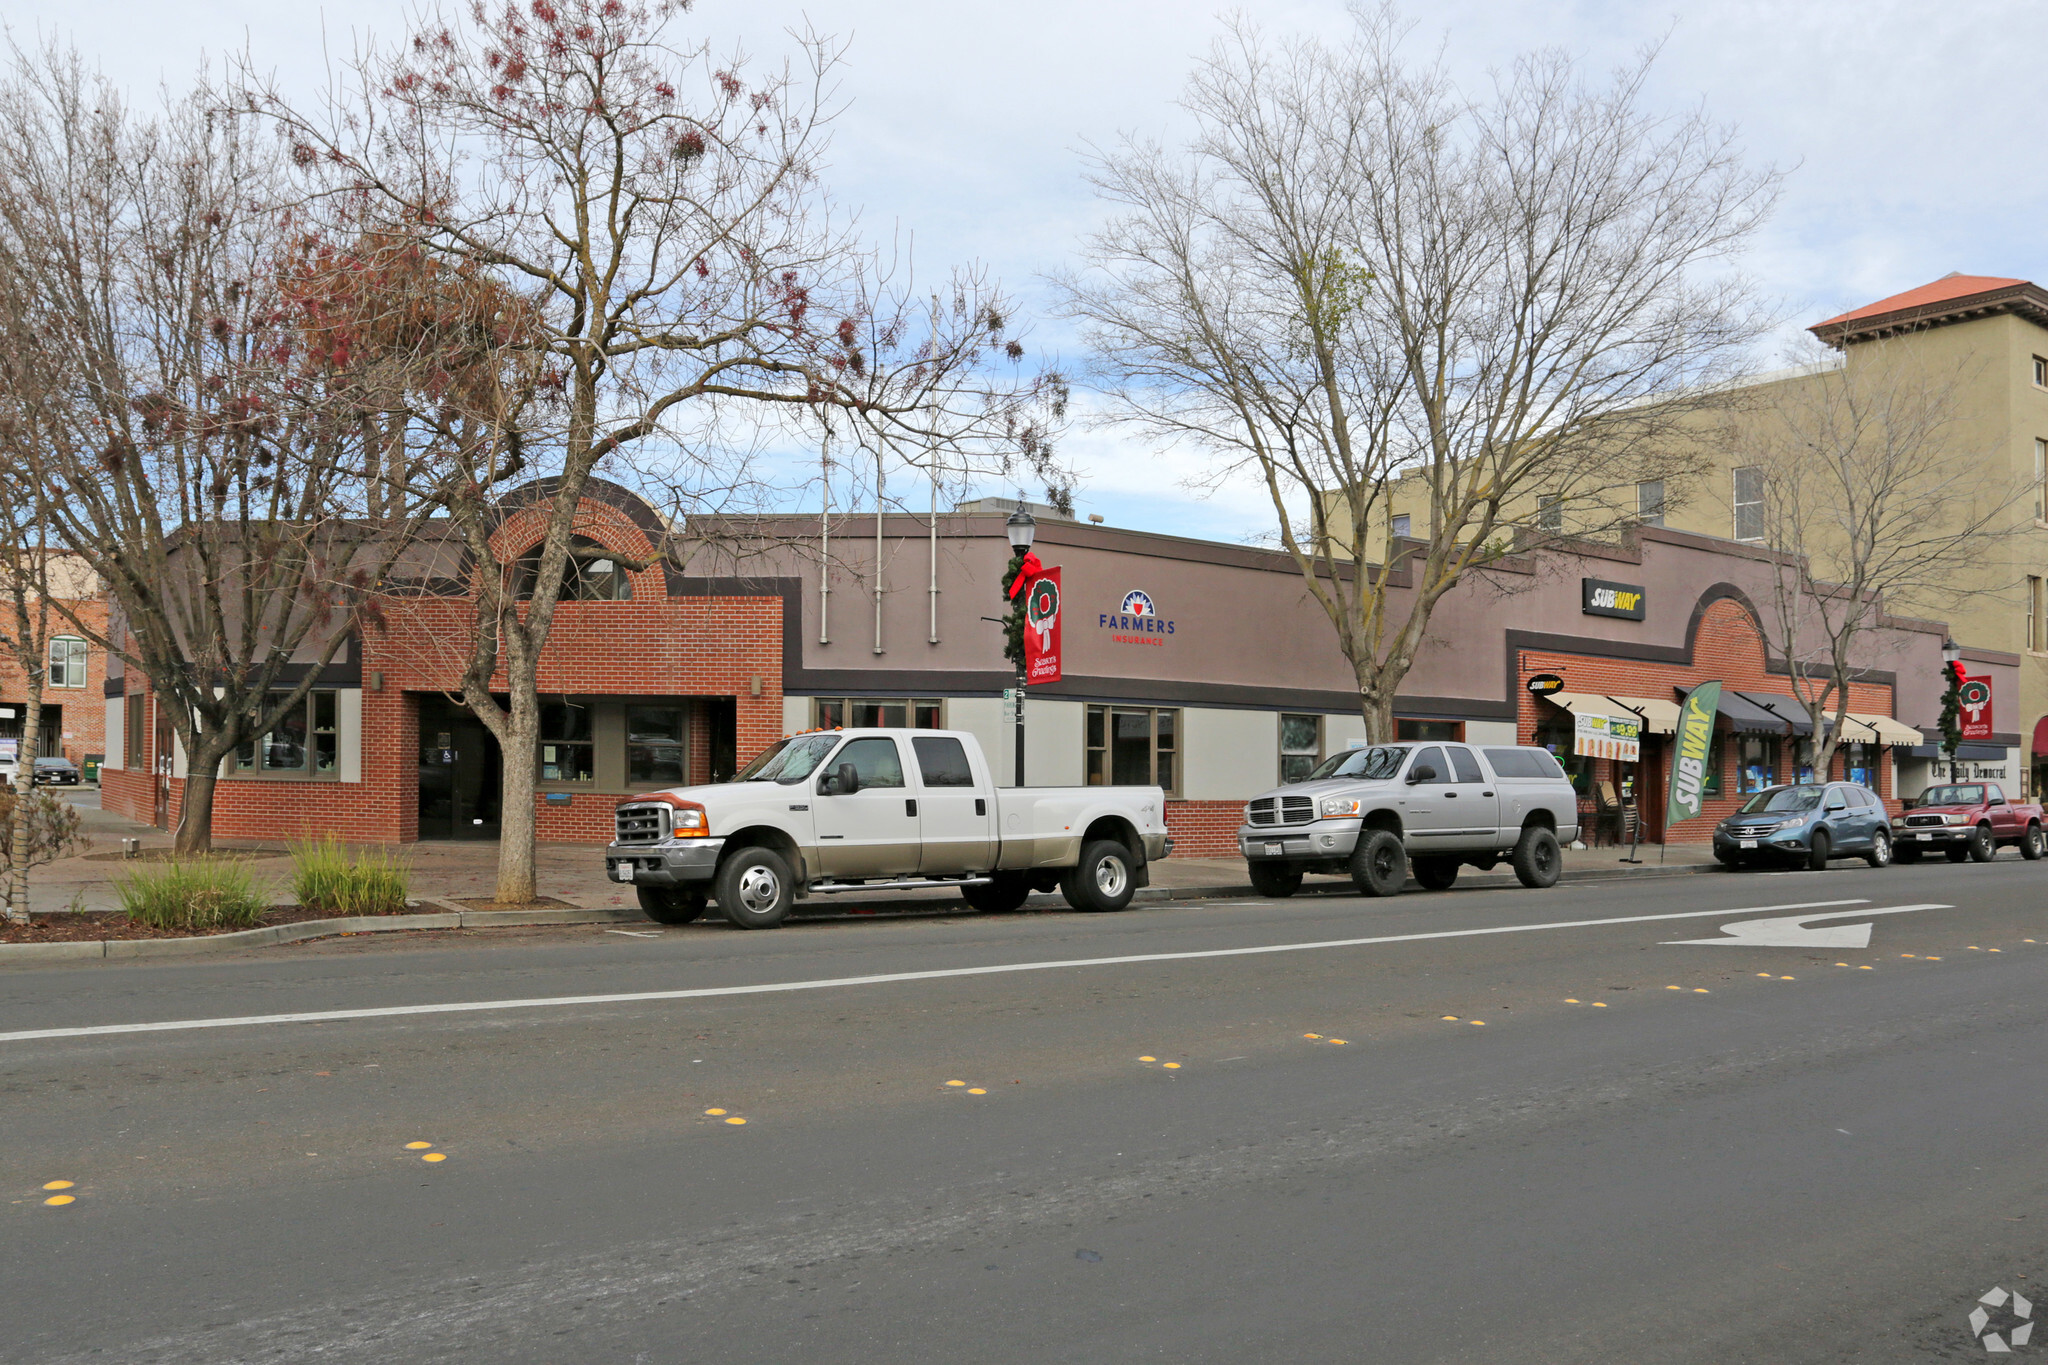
288,835 -> 411,917
118,861 -> 267,932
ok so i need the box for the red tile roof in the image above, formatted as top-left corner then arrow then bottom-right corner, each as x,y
1815,274 -> 2027,329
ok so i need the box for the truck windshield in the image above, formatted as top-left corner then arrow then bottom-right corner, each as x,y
1306,746 -> 1409,782
1737,787 -> 1823,815
735,734 -> 842,784
1918,784 -> 1985,807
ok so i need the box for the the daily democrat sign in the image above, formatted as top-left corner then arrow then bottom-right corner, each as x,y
1582,578 -> 1646,620
1666,681 -> 1722,828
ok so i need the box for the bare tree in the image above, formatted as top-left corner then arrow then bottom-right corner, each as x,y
254,0 -> 1065,903
1058,9 -> 1777,740
1743,340 -> 2025,777
0,48 -> 477,854
0,498 -> 90,922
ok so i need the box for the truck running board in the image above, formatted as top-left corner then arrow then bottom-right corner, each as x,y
807,877 -> 992,895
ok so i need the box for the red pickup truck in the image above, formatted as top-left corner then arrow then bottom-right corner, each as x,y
1892,782 -> 2046,863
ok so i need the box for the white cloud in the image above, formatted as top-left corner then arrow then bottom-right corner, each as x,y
21,0 -> 2038,543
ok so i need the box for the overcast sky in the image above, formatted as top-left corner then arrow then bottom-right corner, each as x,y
13,0 -> 2044,542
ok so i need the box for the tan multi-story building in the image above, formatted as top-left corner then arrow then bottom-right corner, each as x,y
1343,274 -> 2048,796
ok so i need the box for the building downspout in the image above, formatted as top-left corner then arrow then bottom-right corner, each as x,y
873,444 -> 885,656
818,421 -> 831,646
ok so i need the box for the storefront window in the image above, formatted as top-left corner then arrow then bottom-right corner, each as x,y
1279,714 -> 1321,783
1396,719 -> 1462,742
1792,738 -> 1816,786
538,702 -> 594,783
812,698 -> 944,729
627,706 -> 686,785
235,690 -> 338,775
1845,741 -> 1877,789
1535,716 -> 1591,794
1086,705 -> 1178,794
1737,736 -> 1776,793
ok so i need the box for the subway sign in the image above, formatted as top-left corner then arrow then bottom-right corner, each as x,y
1582,578 -> 1646,621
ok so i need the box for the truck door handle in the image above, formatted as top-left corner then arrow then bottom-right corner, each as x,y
1444,792 -> 1458,799
974,799 -> 986,816
1482,791 -> 1493,797
905,799 -> 918,817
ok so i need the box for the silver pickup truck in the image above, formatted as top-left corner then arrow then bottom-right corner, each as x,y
606,728 -> 1172,928
1238,741 -> 1580,896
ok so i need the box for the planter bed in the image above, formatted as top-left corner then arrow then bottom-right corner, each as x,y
1,904 -> 430,944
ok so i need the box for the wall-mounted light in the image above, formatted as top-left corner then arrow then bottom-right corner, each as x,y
749,675 -> 762,697
371,671 -> 384,692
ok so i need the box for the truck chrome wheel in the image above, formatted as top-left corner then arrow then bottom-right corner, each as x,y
1062,839 -> 1138,913
715,848 -> 796,930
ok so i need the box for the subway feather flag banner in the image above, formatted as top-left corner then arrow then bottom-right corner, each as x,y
1666,681 -> 1722,829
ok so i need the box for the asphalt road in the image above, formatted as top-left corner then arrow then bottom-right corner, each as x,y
7,856 -> 2048,1362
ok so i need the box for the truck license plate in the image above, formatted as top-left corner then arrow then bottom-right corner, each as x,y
1918,832 -> 1934,841
1738,839 -> 1757,849
1264,842 -> 1284,857
613,863 -> 634,882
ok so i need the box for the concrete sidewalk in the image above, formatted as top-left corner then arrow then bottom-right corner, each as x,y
24,790 -> 1722,919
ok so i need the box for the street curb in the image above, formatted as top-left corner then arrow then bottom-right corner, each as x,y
0,860 -> 1719,961
0,905 -> 643,964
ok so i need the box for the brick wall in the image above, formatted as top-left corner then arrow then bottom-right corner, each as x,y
0,596 -> 109,766
1165,799 -> 1244,858
100,496 -> 785,846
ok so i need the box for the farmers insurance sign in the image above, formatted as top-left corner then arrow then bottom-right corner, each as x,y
1582,578 -> 1646,620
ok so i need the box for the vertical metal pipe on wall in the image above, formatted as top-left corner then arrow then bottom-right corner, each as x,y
818,420 -> 831,646
928,428 -> 940,645
873,444 -> 885,655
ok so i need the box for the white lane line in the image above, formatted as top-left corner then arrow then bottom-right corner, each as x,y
0,898 -> 1874,1044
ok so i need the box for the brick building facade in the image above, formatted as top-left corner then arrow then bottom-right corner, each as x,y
97,484 -> 2009,856
0,560 -> 108,774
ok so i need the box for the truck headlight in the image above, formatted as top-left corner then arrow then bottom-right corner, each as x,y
1943,813 -> 1969,826
1320,797 -> 1362,818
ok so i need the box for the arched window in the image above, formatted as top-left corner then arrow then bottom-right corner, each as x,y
47,636 -> 88,688
512,535 -> 631,602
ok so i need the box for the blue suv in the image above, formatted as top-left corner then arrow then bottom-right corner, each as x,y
1712,782 -> 1892,871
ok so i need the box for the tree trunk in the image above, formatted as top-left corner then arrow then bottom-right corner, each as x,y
1357,672 -> 1400,746
491,688 -> 539,905
174,762 -> 219,856
3,673 -> 42,922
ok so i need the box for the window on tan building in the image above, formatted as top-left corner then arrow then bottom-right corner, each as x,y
125,694 -> 146,768
2031,576 -> 2044,652
1085,705 -> 1178,795
2034,355 -> 2046,388
1637,480 -> 1665,527
1536,494 -> 1562,535
2036,439 -> 2047,521
1732,467 -> 1765,541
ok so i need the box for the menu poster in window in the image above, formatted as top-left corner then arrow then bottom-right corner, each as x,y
1573,711 -> 1640,762
1024,568 -> 1062,684
1959,672 -> 1993,740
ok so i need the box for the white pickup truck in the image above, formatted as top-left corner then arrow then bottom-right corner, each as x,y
605,728 -> 1173,929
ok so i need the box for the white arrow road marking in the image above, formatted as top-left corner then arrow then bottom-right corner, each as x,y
0,898 -> 1875,1045
1663,903 -> 1950,948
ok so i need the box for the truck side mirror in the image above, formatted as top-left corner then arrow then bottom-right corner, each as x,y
822,762 -> 860,795
1406,765 -> 1436,785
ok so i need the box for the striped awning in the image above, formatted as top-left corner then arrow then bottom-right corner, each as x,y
1843,713 -> 1923,747
1540,692 -> 1679,735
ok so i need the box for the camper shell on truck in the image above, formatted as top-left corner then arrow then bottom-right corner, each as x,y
604,729 -> 1171,928
1238,741 -> 1581,896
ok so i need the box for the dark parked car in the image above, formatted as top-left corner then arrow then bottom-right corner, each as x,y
1713,782 -> 1891,870
30,755 -> 81,787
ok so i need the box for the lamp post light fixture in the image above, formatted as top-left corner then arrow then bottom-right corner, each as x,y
1940,638 -> 1964,782
1004,506 -> 1037,786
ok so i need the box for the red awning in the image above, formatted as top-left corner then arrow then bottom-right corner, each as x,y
2033,715 -> 2048,757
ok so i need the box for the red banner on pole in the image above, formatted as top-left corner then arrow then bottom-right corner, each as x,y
1960,670 -> 1993,740
1023,568 -> 1062,684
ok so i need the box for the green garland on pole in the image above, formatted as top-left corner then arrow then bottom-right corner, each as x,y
1939,661 -> 1963,778
998,549 -> 1027,670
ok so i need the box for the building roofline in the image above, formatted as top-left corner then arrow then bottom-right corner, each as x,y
1811,278 -> 2048,347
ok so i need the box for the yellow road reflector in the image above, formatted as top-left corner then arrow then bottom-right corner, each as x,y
967,1088 -> 987,1095
1591,1002 -> 1608,1008
724,1117 -> 747,1126
1859,965 -> 1873,970
421,1153 -> 447,1163
1693,988 -> 1709,993
1470,1020 -> 1485,1027
1329,1039 -> 1348,1045
1666,985 -> 1681,990
404,1142 -> 432,1150
1565,998 -> 1580,1004
1779,976 -> 1795,980
704,1108 -> 728,1116
1990,948 -> 2003,952
41,1180 -> 73,1191
1441,1015 -> 1459,1021
1137,1056 -> 1156,1062
1835,963 -> 1849,967
1303,1033 -> 1321,1039
945,1080 -> 966,1087
1162,1062 -> 1181,1069
1756,973 -> 1771,978
1926,956 -> 1942,960
1901,954 -> 1915,959
43,1195 -> 74,1206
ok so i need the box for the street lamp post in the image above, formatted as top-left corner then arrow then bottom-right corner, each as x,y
1940,638 -> 1964,783
1006,508 -> 1037,787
